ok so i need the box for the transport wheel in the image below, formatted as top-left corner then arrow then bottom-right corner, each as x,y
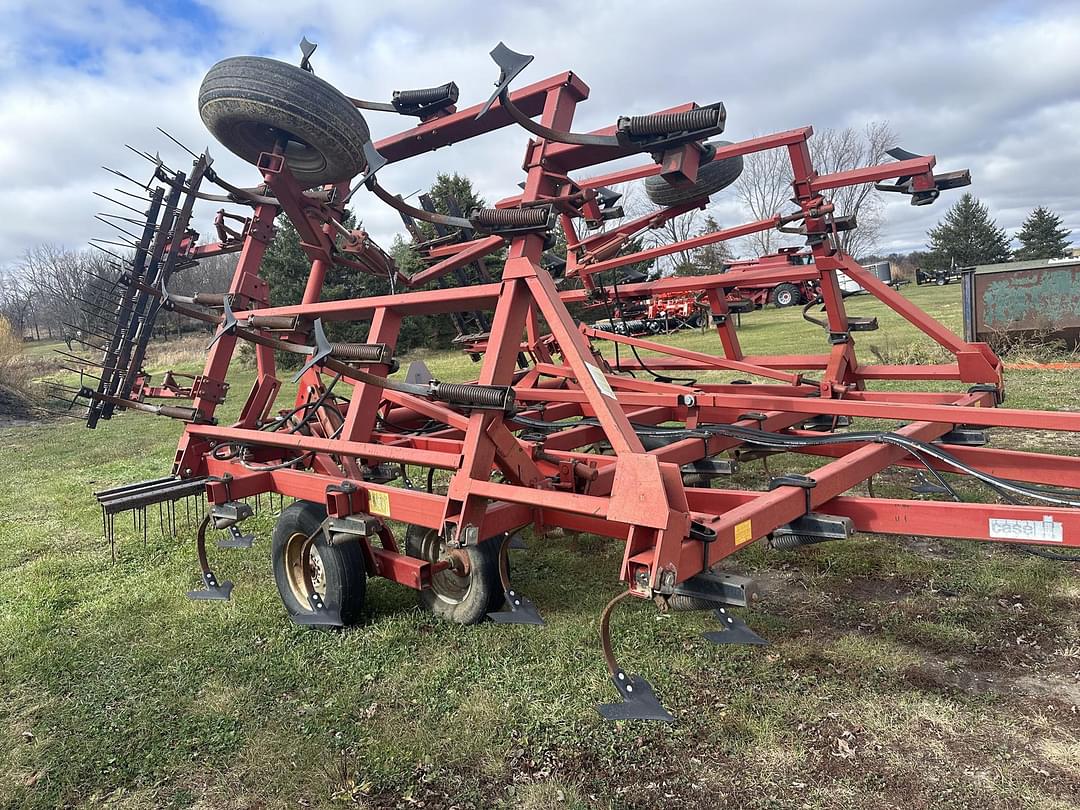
643,141 -> 744,206
936,276 -> 947,286
405,525 -> 503,625
198,56 -> 370,188
772,283 -> 802,308
271,501 -> 366,625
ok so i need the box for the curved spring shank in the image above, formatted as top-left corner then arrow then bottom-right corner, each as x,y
599,589 -> 635,676
195,513 -> 214,577
366,177 -> 472,230
478,44 -> 621,148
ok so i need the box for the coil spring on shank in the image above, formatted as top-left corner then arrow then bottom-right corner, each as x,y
329,342 -> 388,362
768,533 -> 831,551
622,107 -> 720,137
432,382 -> 514,411
470,206 -> 551,229
393,82 -> 458,106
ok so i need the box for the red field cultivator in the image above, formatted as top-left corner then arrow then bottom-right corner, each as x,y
64,41 -> 1080,722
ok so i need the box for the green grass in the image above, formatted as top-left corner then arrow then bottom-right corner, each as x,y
1,284 -> 1078,809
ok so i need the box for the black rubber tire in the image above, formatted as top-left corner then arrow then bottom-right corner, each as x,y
271,500 -> 366,625
936,277 -> 947,286
643,141 -> 744,207
772,283 -> 803,308
199,56 -> 370,188
405,525 -> 503,625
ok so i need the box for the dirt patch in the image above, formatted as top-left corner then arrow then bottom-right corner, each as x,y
0,387 -> 38,428
904,659 -> 1080,709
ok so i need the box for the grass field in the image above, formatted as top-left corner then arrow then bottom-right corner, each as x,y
1,284 -> 1078,809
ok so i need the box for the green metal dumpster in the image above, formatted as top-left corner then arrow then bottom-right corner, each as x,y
962,258 -> 1080,347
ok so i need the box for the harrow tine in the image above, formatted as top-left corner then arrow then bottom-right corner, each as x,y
84,280 -> 122,300
85,271 -> 124,289
71,336 -> 108,353
87,242 -> 130,262
93,190 -> 146,216
62,321 -> 112,342
53,349 -> 126,373
97,211 -> 153,228
113,186 -> 151,201
103,165 -> 151,191
73,295 -> 117,315
91,236 -> 139,250
57,364 -> 103,381
53,348 -> 98,366
124,144 -> 166,169
94,215 -> 145,242
75,289 -> 122,308
156,127 -> 201,160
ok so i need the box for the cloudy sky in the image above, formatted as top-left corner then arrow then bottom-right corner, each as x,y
1,0 -> 1078,273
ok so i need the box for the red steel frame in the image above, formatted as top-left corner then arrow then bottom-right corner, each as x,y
153,63 -> 1078,611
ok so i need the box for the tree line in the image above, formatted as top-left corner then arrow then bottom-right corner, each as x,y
0,245 -> 236,346
1,135 -> 1072,350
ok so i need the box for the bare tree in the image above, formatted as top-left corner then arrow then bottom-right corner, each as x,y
680,214 -> 733,275
733,122 -> 896,259
18,244 -> 96,340
811,122 -> 896,258
734,146 -> 794,255
645,205 -> 703,275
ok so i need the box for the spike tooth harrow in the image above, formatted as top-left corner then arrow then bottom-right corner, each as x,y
71,40 -> 1080,721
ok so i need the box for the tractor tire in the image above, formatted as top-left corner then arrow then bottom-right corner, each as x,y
643,141 -> 744,207
935,276 -> 947,286
772,283 -> 803,308
198,56 -> 370,189
405,525 -> 504,625
271,500 -> 366,625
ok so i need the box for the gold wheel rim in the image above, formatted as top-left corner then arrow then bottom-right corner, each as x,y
284,531 -> 326,605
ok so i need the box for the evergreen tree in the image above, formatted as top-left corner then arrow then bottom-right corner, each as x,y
926,193 -> 1012,269
675,215 -> 732,276
1013,206 -> 1072,260
260,212 -> 387,362
259,171 -> 504,357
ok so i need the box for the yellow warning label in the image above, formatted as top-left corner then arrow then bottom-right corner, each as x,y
734,519 -> 753,547
368,490 -> 391,517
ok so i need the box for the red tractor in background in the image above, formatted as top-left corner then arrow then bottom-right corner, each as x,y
590,248 -> 820,337
722,247 -> 821,308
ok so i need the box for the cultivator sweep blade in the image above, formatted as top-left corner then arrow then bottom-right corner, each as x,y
70,38 -> 1080,723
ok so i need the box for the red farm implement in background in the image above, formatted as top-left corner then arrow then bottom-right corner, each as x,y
59,40 -> 1079,722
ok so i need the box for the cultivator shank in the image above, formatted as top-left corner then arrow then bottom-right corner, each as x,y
71,39 -> 1080,722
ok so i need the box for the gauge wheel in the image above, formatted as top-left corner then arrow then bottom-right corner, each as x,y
271,500 -> 366,625
405,525 -> 504,625
199,55 -> 370,188
643,141 -> 744,206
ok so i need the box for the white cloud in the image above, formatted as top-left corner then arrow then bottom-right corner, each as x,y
2,0 -> 1079,272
